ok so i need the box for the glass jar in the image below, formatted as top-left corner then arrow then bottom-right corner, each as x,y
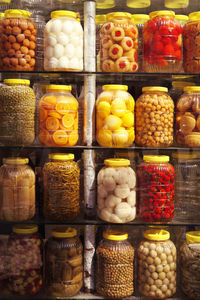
165,0 -> 189,8
0,157 -> 35,222
0,9 -> 37,71
97,158 -> 136,223
96,230 -> 134,298
143,10 -> 182,73
43,153 -> 80,221
175,14 -> 189,27
96,14 -> 106,72
114,150 -> 139,172
100,12 -> 138,72
135,87 -> 174,147
180,231 -> 200,299
38,85 -> 79,147
169,81 -> 195,104
137,155 -> 175,223
45,227 -> 83,297
96,84 -> 135,147
7,225 -> 42,296
176,86 -> 200,147
138,229 -> 177,299
0,79 -> 36,146
44,10 -> 83,71
96,0 -> 115,9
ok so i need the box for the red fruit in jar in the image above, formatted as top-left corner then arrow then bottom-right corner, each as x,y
175,49 -> 181,60
162,37 -> 171,46
153,33 -> 162,42
159,25 -> 170,36
152,41 -> 164,54
163,44 -> 175,56
148,20 -> 157,33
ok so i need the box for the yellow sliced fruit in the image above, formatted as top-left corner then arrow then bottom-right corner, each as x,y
111,98 -> 126,117
97,91 -> 113,104
105,115 -> 122,130
97,101 -> 111,119
39,107 -> 48,122
40,96 -> 57,110
97,128 -> 112,147
38,129 -> 51,145
96,115 -> 104,130
48,111 -> 62,119
62,114 -> 74,128
127,127 -> 135,145
121,111 -> 134,128
56,97 -> 78,113
53,130 -> 68,145
46,117 -> 60,131
68,131 -> 79,146
125,96 -> 135,112
112,127 -> 128,146
74,117 -> 78,130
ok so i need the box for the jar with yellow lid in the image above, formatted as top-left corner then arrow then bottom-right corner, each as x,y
38,85 -> 79,147
175,14 -> 189,27
135,87 -> 174,147
137,229 -> 176,299
97,158 -> 136,223
96,84 -> 135,147
127,0 -> 150,8
137,155 -> 175,223
96,0 -> 115,9
44,10 -> 83,71
45,227 -> 83,297
143,10 -> 182,73
165,0 -> 189,8
0,79 -> 36,146
115,149 -> 139,171
176,86 -> 200,147
100,12 -> 138,72
43,153 -> 80,221
7,225 -> 42,296
0,9 -> 37,71
96,230 -> 134,298
180,231 -> 200,299
169,81 -> 196,103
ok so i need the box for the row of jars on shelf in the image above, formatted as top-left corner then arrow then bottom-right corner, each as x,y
0,225 -> 199,300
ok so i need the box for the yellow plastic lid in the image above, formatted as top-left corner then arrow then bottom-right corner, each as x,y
172,81 -> 195,89
103,230 -> 128,241
3,157 -> 29,165
165,0 -> 189,9
106,12 -> 132,22
127,0 -> 150,8
0,0 -> 11,3
0,13 -> 5,18
184,86 -> 200,93
172,152 -> 197,160
142,86 -> 168,93
96,0 -> 115,9
175,14 -> 189,22
13,225 -> 38,235
102,84 -> 128,91
46,85 -> 72,91
51,227 -> 77,238
104,158 -> 130,167
49,153 -> 74,161
144,229 -> 170,241
4,79 -> 30,86
5,9 -> 31,18
189,12 -> 200,21
96,14 -> 106,25
132,14 -> 150,24
186,231 -> 200,243
143,155 -> 170,163
149,10 -> 175,19
51,10 -> 77,19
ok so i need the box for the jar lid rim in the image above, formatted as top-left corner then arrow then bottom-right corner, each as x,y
144,229 -> 170,241
102,84 -> 128,91
51,227 -> 77,238
4,79 -> 30,85
142,86 -> 168,92
13,225 -> 38,235
143,155 -> 169,163
186,231 -> 200,243
5,9 -> 31,18
51,10 -> 77,19
3,157 -> 29,165
149,10 -> 175,19
104,158 -> 130,167
106,12 -> 132,21
48,153 -> 74,161
103,230 -> 128,241
46,85 -> 72,91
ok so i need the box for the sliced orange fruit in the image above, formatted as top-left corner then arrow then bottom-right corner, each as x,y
53,130 -> 68,145
74,117 -> 78,130
68,131 -> 79,146
43,96 -> 57,106
39,121 -> 46,129
56,97 -> 78,113
38,129 -> 51,145
39,107 -> 48,122
40,96 -> 57,110
46,117 -> 60,131
48,111 -> 62,119
62,114 -> 74,128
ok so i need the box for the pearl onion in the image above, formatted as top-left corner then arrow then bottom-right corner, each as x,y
62,20 -> 74,34
57,32 -> 69,46
54,44 -> 64,59
57,56 -> 69,69
65,44 -> 75,58
48,57 -> 58,69
45,46 -> 53,58
47,34 -> 57,46
51,19 -> 62,34
70,35 -> 80,46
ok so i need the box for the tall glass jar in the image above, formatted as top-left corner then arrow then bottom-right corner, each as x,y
96,84 -> 135,147
44,10 -> 83,71
96,230 -> 134,299
180,231 -> 200,299
135,87 -> 174,147
0,79 -> 36,146
97,158 -> 136,223
100,12 -> 138,72
138,229 -> 177,299
143,10 -> 182,73
0,157 -> 35,222
43,153 -> 80,221
38,85 -> 79,147
7,225 -> 42,296
0,9 -> 37,71
45,227 -> 83,297
137,155 -> 175,223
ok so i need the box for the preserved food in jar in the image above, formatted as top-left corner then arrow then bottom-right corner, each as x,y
175,14 -> 188,27
43,153 -> 80,221
44,10 -> 83,71
0,9 -> 37,71
100,12 -> 138,72
0,79 -> 36,146
0,157 -> 35,222
169,81 -> 195,104
96,15 -> 106,72
45,227 -> 83,297
38,85 -> 79,147
143,10 -> 182,73
96,85 -> 135,147
135,87 -> 174,147
97,158 -> 136,223
137,155 -> 175,223
0,13 -> 4,70
138,229 -> 177,299
180,231 -> 200,299
7,225 -> 42,296
96,230 -> 134,299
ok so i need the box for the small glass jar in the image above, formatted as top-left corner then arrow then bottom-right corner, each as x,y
100,12 -> 138,72
44,10 -> 83,71
175,14 -> 189,27
38,85 -> 79,147
135,87 -> 174,147
138,229 -> 177,299
0,9 -> 37,71
180,231 -> 200,299
43,153 -> 80,221
96,84 -> 135,147
97,158 -> 136,223
137,155 -> 175,223
96,230 -> 134,299
143,10 -> 182,73
7,225 -> 42,296
176,86 -> 200,147
45,227 -> 83,297
0,79 -> 36,146
0,157 -> 35,222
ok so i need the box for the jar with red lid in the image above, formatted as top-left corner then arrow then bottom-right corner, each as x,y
137,155 -> 175,223
143,10 -> 182,73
